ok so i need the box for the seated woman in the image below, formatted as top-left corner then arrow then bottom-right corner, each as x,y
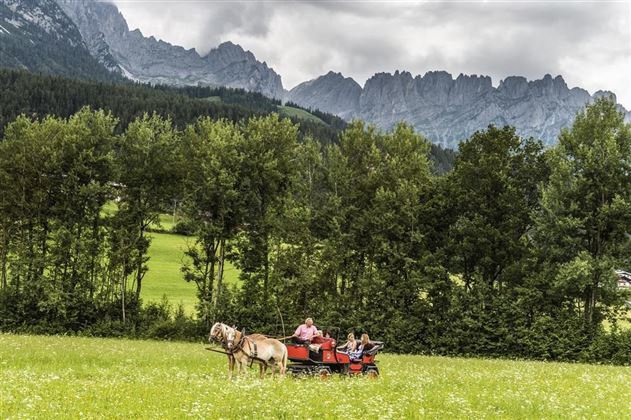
348,333 -> 371,361
360,333 -> 373,351
337,332 -> 357,354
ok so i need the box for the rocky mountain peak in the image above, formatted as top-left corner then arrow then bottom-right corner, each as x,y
205,41 -> 256,67
55,0 -> 285,98
288,68 -> 630,148
286,70 -> 361,119
0,0 -> 119,81
498,76 -> 529,98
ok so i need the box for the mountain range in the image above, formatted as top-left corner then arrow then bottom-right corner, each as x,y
1,0 -> 629,147
56,0 -> 284,99
287,70 -> 631,147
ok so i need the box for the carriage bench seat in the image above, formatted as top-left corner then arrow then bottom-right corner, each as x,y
286,344 -> 310,361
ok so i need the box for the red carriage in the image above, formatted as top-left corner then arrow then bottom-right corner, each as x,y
284,334 -> 383,377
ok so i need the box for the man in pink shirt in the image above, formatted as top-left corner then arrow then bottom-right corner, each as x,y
292,317 -> 318,344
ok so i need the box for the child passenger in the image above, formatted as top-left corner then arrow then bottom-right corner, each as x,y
337,332 -> 354,351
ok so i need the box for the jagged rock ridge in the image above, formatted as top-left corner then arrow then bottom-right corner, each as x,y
0,0 -> 117,81
286,71 -> 361,120
56,0 -> 284,98
288,70 -> 631,147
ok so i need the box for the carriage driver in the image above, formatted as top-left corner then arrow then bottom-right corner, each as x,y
292,317 -> 318,345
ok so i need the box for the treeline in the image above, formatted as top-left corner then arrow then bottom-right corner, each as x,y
155,85 -> 281,112
1,99 -> 629,363
0,69 -> 341,144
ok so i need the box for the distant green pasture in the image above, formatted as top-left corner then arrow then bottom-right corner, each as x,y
144,232 -> 240,315
279,105 -> 326,125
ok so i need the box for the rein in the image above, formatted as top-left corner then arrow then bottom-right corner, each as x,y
231,330 -> 247,354
232,332 -> 263,366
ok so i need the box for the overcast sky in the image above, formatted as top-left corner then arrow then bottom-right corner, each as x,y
112,0 -> 631,108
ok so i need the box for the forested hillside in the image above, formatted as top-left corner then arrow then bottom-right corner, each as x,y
0,69 -> 456,171
0,69 -> 338,144
0,98 -> 629,362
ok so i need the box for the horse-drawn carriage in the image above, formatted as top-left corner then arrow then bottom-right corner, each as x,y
285,336 -> 383,377
208,322 -> 383,379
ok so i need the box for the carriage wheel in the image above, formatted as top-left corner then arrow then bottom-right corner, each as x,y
318,368 -> 331,380
365,368 -> 379,379
288,366 -> 309,376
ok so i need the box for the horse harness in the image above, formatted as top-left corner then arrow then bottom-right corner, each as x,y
229,331 -> 260,361
214,325 -> 273,367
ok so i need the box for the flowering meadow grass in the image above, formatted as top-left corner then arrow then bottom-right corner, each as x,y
1,334 -> 629,419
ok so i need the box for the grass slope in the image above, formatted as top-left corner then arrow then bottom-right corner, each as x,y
102,203 -> 239,314
279,105 -> 326,125
200,96 -> 221,103
144,232 -> 240,314
2,334 -> 630,418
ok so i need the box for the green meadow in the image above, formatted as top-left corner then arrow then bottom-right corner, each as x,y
101,202 -> 239,315
144,231 -> 240,314
279,105 -> 326,124
1,334 -> 629,419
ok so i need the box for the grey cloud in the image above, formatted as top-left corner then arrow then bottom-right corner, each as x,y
111,0 -> 631,107
113,1 -> 275,53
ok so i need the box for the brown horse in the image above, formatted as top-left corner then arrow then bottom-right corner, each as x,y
226,326 -> 287,379
208,322 -> 267,379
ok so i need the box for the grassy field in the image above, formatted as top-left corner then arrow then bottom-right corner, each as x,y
144,232 -> 240,314
152,211 -> 180,232
200,96 -> 221,103
143,232 -> 196,312
1,334 -> 629,418
102,202 -> 238,314
279,105 -> 326,125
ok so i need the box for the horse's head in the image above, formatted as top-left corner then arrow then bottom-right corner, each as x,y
209,322 -> 225,343
226,326 -> 237,350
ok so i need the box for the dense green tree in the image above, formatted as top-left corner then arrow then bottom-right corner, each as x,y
236,114 -> 299,302
444,125 -> 547,293
116,114 -> 181,303
264,121 -> 436,347
534,98 -> 631,326
180,118 -> 245,323
0,108 -> 118,325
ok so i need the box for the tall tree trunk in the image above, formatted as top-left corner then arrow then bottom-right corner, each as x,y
0,229 -> 7,289
214,238 -> 225,309
200,240 -> 216,323
89,213 -> 100,301
263,233 -> 270,301
39,219 -> 49,278
121,274 -> 126,323
584,285 -> 595,325
134,224 -> 146,303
